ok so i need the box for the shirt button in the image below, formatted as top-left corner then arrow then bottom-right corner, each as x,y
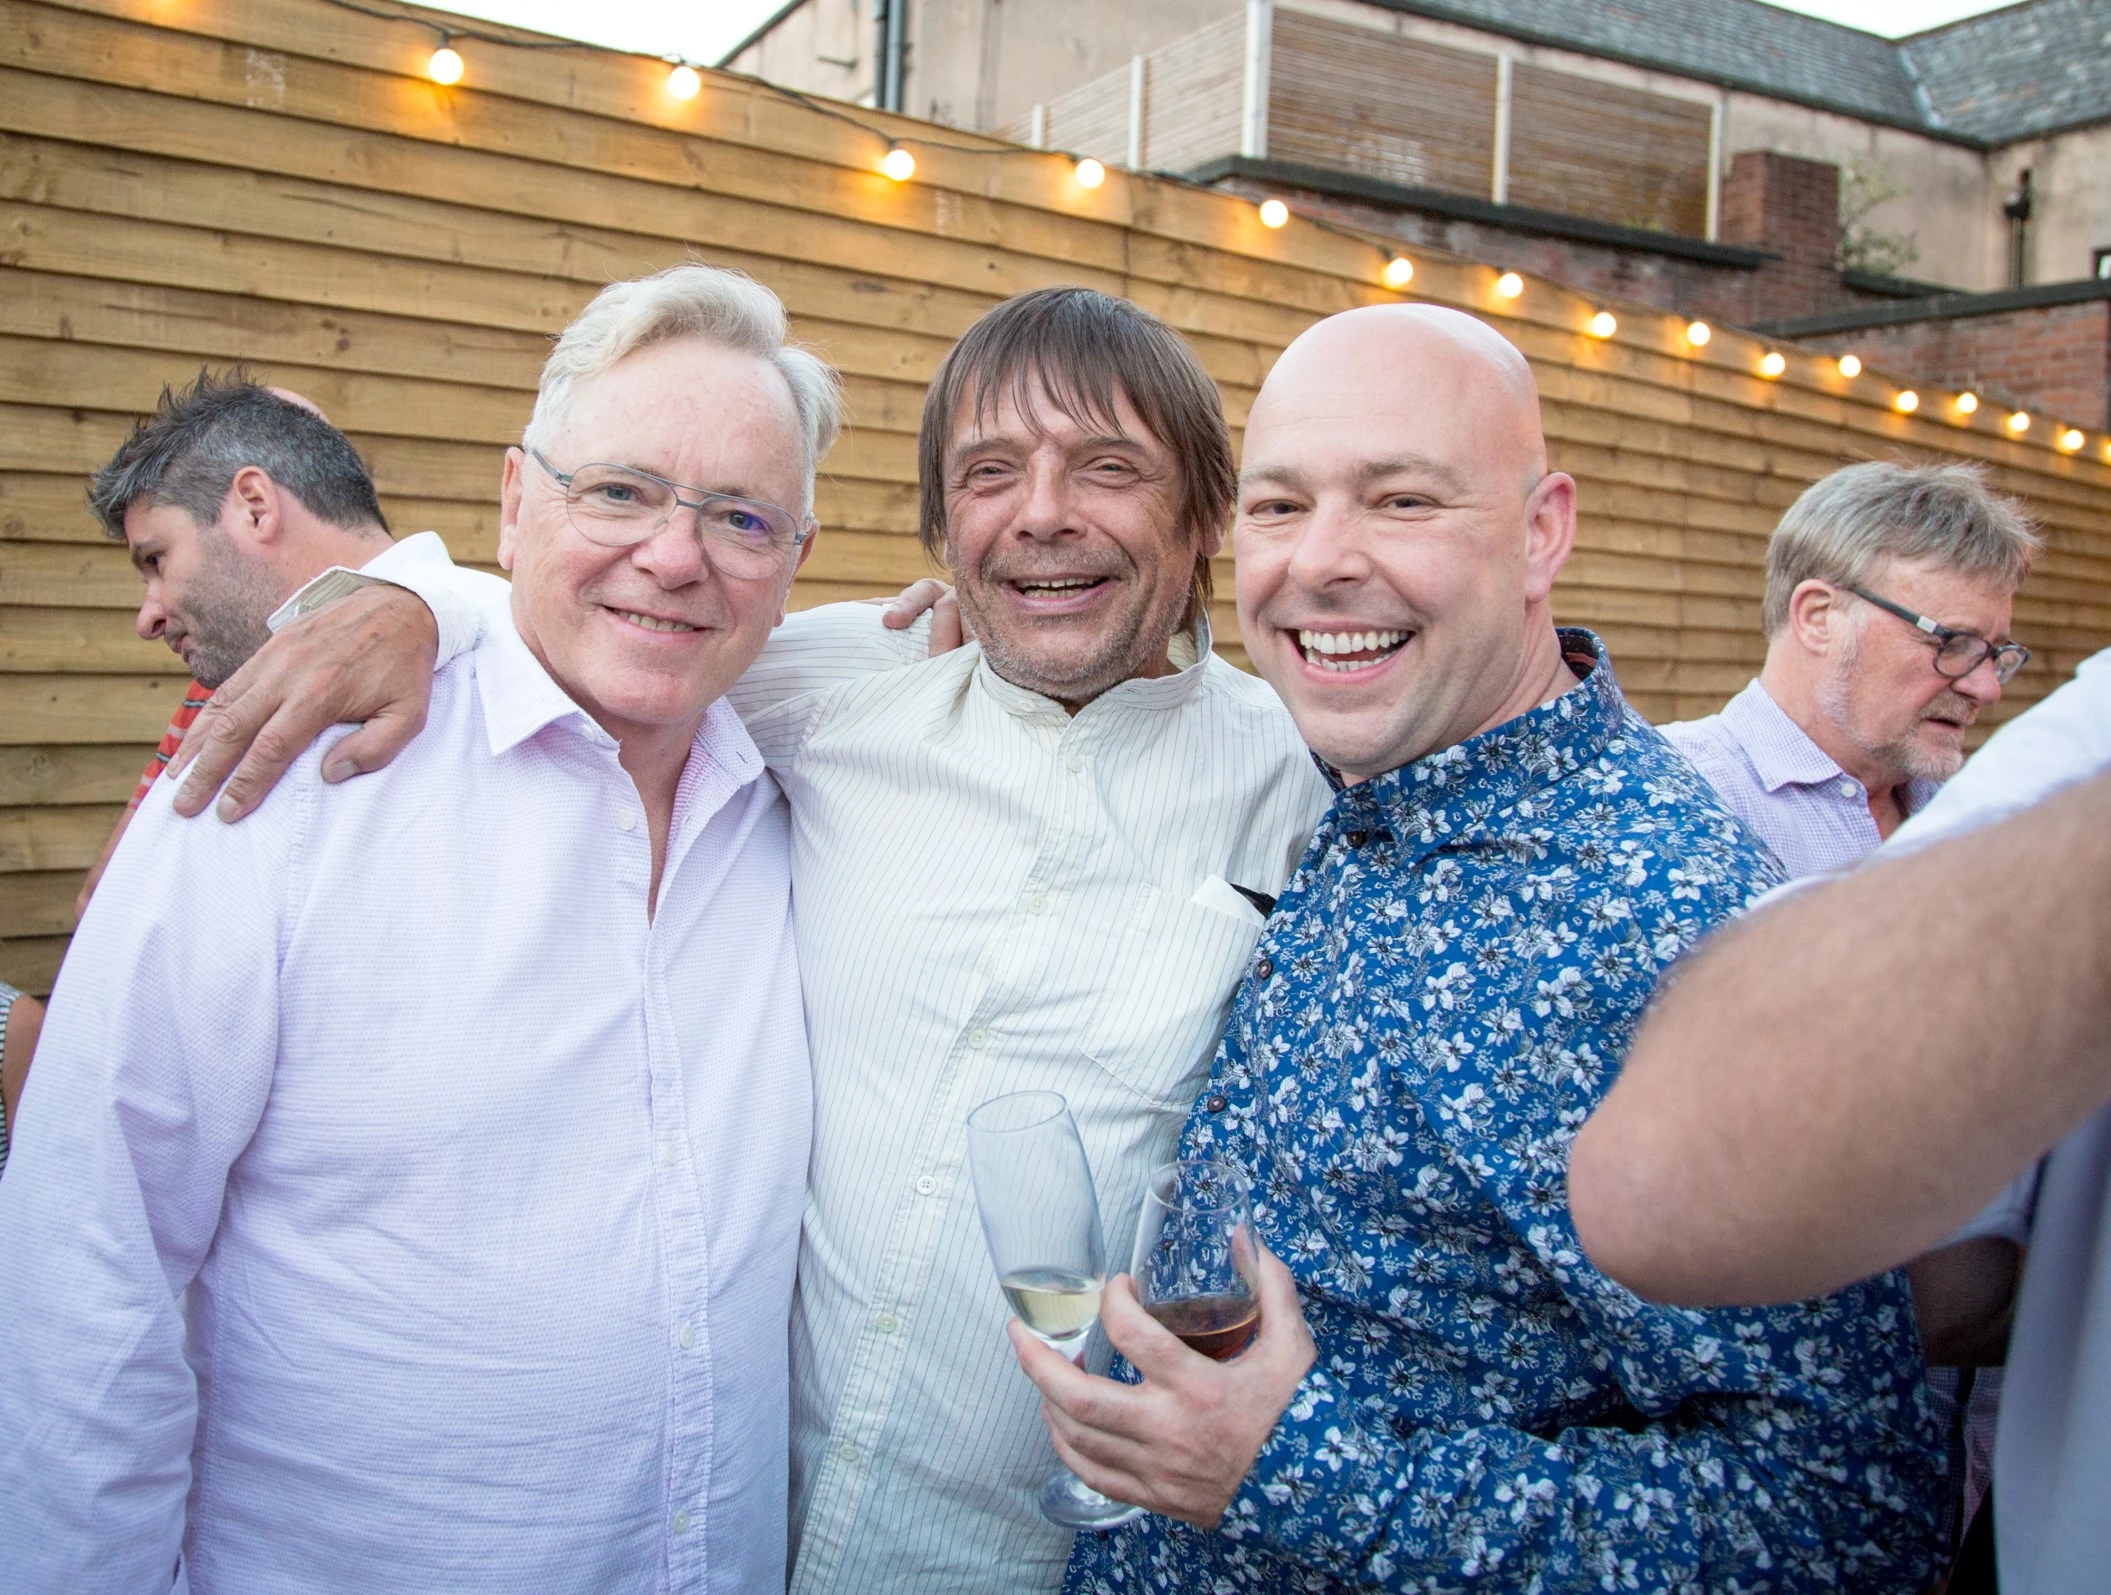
657,1143 -> 678,1166
1066,752 -> 1085,773
874,1313 -> 899,1333
914,1174 -> 938,1197
966,1027 -> 990,1049
837,1443 -> 859,1464
618,810 -> 638,831
672,1509 -> 692,1534
1255,955 -> 1274,980
1206,1094 -> 1229,1113
679,1322 -> 694,1350
1028,896 -> 1049,914
1838,780 -> 1859,798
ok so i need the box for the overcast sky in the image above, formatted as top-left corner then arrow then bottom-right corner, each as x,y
433,0 -> 2022,72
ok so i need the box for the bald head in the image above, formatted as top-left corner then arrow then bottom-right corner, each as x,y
1254,303 -> 1547,490
1231,302 -> 1580,782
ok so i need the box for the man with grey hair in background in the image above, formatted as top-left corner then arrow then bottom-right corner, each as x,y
1659,457 -> 2040,1586
1661,460 -> 2038,869
0,263 -> 836,1592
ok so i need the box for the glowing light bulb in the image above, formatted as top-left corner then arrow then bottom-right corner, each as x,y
1955,391 -> 1979,416
2006,410 -> 2031,434
427,45 -> 465,85
666,64 -> 702,100
1073,157 -> 1105,189
1586,310 -> 1617,339
1684,319 -> 1712,347
1759,350 -> 1787,379
1382,256 -> 1415,289
1834,353 -> 1860,379
881,145 -> 916,182
1893,390 -> 1919,414
1495,270 -> 1524,300
1257,198 -> 1290,229
2059,426 -> 2085,452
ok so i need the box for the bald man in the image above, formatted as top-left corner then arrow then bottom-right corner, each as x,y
1024,306 -> 1944,1594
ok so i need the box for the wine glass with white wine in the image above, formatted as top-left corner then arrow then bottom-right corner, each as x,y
965,1089 -> 1144,1531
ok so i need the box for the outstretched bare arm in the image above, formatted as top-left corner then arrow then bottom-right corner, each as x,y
1570,766 -> 2111,1305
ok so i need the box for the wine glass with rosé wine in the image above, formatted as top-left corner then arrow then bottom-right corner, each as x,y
965,1089 -> 1144,1531
1130,1159 -> 1260,1362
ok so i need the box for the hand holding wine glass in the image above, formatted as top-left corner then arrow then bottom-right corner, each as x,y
1131,1159 -> 1260,1362
965,1090 -> 1144,1530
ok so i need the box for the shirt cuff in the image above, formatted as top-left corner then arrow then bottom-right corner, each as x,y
1948,1163 -> 2041,1247
1219,1361 -> 1358,1548
267,531 -> 497,669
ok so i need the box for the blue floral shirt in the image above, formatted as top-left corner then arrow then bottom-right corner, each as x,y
1067,633 -> 1941,1594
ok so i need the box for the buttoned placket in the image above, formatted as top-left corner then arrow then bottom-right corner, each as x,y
792,692 -> 1108,1590
582,719 -> 718,1589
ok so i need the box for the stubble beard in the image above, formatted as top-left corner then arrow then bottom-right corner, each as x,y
1815,634 -> 1975,788
177,527 -> 286,688
955,550 -> 1196,709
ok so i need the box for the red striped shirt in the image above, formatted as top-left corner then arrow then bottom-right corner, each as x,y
128,681 -> 213,810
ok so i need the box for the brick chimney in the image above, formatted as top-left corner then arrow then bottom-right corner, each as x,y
1721,151 -> 1844,321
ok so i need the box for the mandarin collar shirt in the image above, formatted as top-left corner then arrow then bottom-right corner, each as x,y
1659,678 -> 1939,878
1069,632 -> 1943,1594
0,608 -> 810,1593
727,602 -> 1331,1594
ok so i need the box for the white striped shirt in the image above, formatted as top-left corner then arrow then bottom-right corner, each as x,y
390,566 -> 1331,1593
731,605 -> 1328,1593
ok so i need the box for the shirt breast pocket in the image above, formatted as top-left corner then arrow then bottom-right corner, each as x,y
1082,885 -> 1263,1110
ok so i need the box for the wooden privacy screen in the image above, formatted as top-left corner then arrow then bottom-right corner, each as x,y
3,0 -> 2110,994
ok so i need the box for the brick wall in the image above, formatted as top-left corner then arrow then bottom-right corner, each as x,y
1791,300 -> 2111,431
1719,150 -> 1858,321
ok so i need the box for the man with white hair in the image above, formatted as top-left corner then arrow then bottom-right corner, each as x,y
0,264 -> 837,1592
1661,460 -> 2037,872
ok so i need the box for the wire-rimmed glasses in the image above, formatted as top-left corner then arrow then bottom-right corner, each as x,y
964,1090 -> 1144,1531
528,447 -> 814,581
1840,582 -> 2031,685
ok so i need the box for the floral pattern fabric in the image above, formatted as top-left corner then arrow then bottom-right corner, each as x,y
1066,632 -> 1942,1595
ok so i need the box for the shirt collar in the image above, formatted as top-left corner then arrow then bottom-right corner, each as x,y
1327,627 -> 1627,826
974,610 -> 1213,722
472,608 -> 764,789
1719,679 -> 1852,793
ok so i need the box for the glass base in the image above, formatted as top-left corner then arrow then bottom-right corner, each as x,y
1040,1466 -> 1145,1530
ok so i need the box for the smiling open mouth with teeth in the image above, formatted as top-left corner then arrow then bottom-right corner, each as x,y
1012,577 -> 1109,598
1296,628 -> 1411,672
610,608 -> 700,634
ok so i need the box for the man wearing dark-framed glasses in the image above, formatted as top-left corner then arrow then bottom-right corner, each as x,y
1663,460 -> 2040,872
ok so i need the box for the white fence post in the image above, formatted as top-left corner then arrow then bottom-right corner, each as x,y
1127,54 -> 1147,169
1491,53 -> 1512,204
1241,0 -> 1272,160
1705,97 -> 1725,240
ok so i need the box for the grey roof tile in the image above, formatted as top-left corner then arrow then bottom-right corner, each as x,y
1369,0 -> 2111,144
1903,0 -> 2111,141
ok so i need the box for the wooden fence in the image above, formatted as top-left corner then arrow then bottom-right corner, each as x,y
3,0 -> 2109,994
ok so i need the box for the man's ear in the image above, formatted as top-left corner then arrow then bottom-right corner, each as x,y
224,465 -> 285,549
1521,472 -> 1578,604
497,447 -> 526,573
1786,580 -> 1841,658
